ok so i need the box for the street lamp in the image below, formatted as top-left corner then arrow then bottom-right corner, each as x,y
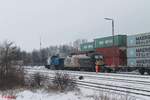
104,18 -> 115,66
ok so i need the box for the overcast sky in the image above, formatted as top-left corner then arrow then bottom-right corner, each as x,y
0,0 -> 149,51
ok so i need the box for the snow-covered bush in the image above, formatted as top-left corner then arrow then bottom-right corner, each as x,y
26,72 -> 47,88
51,72 -> 77,91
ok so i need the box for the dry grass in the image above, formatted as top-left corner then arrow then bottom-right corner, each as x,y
93,90 -> 137,100
0,66 -> 25,90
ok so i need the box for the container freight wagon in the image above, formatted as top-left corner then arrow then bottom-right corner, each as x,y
94,35 -> 127,72
127,32 -> 150,75
96,47 -> 126,67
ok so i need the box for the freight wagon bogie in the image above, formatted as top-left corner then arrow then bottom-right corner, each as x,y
147,69 -> 150,75
137,68 -> 150,75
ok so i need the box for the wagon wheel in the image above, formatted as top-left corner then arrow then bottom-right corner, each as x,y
139,68 -> 145,75
146,69 -> 150,75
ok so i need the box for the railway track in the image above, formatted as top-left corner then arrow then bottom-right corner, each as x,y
77,81 -> 150,97
25,68 -> 150,79
26,70 -> 150,90
26,69 -> 150,85
61,70 -> 150,79
26,69 -> 150,98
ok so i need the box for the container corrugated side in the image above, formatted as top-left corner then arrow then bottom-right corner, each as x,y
127,46 -> 150,58
80,42 -> 94,51
104,57 -> 126,67
94,35 -> 126,48
127,58 -> 150,67
96,47 -> 126,58
127,32 -> 150,47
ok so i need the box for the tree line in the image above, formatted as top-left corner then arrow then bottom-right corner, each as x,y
0,39 -> 87,89
0,39 -> 87,66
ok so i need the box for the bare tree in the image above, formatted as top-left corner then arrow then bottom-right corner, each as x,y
73,39 -> 87,51
52,72 -> 77,91
0,41 -> 16,77
0,41 -> 24,90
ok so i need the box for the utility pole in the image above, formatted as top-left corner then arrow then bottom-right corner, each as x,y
39,35 -> 42,66
104,18 -> 115,66
40,36 -> 42,51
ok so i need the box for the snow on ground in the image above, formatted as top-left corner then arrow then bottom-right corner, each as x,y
17,88 -> 150,100
24,66 -> 47,70
23,67 -> 150,100
26,69 -> 150,93
6,88 -> 94,100
0,87 -> 148,100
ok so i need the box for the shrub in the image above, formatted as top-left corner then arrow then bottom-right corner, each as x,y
26,72 -> 47,89
52,72 -> 77,91
0,66 -> 25,90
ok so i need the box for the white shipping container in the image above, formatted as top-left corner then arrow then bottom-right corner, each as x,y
127,32 -> 150,47
127,46 -> 150,58
127,58 -> 150,67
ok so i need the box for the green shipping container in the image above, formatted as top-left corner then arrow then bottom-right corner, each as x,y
80,42 -> 94,51
94,35 -> 127,48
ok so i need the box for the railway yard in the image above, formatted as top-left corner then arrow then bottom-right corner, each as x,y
24,67 -> 150,100
0,1 -> 149,100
